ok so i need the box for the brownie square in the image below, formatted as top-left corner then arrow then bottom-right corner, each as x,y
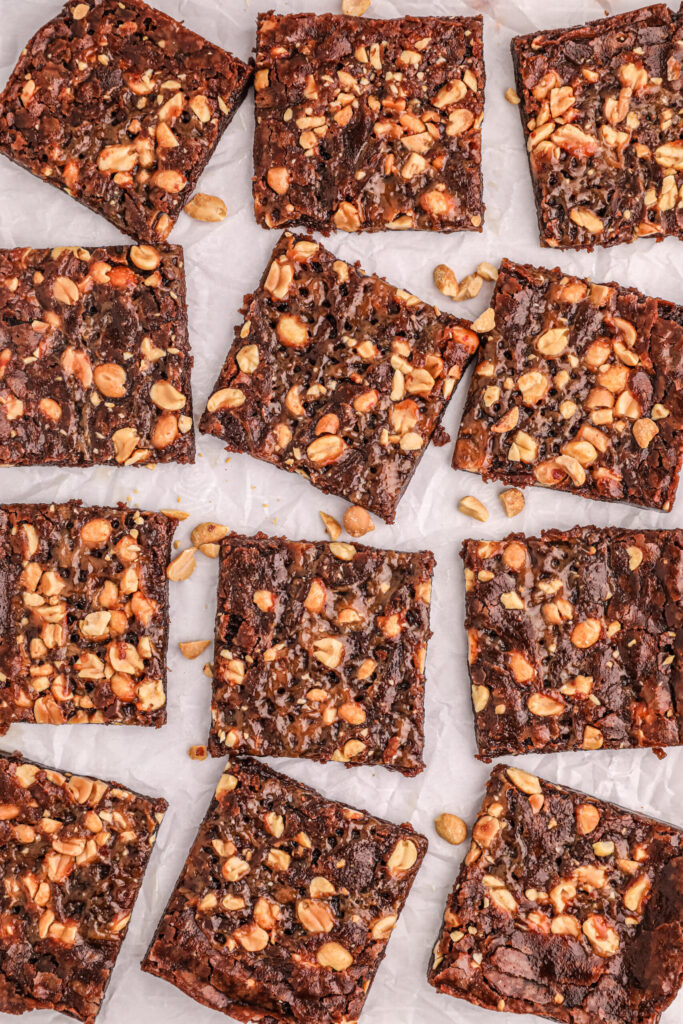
0,501 -> 177,731
453,259 -> 683,512
0,244 -> 194,467
142,756 -> 427,1023
429,764 -> 683,1024
0,0 -> 252,243
200,232 -> 479,522
208,533 -> 435,776
511,4 -> 683,250
0,749 -> 166,1023
462,526 -> 683,759
253,12 -> 484,233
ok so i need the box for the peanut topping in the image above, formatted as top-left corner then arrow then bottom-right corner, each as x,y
317,942 -> 353,971
386,839 -> 418,876
458,495 -> 489,522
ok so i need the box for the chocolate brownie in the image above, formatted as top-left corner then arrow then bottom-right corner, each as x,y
253,11 -> 484,233
0,749 -> 166,1023
511,4 -> 683,250
142,756 -> 427,1023
200,232 -> 479,522
0,501 -> 176,731
429,764 -> 683,1024
208,533 -> 435,776
462,526 -> 683,759
0,0 -> 252,243
453,260 -> 683,512
0,244 -> 194,466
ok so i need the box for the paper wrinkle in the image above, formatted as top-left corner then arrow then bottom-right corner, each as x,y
0,1 -> 682,1022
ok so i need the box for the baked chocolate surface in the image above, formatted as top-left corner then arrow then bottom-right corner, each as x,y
209,533 -> 435,775
200,232 -> 479,522
453,259 -> 683,512
0,0 -> 252,243
511,4 -> 683,250
0,501 -> 176,732
142,756 -> 427,1024
463,526 -> 683,759
253,11 -> 484,233
0,749 -> 166,1023
429,764 -> 683,1024
0,244 -> 194,467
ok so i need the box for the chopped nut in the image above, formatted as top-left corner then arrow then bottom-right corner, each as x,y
329,542 -> 355,561
471,684 -> 489,712
343,506 -> 374,538
166,548 -> 197,582
320,511 -> 342,541
189,745 -> 207,760
499,488 -> 524,517
184,193 -> 227,222
433,264 -> 458,299
317,942 -> 353,971
455,273 -> 483,301
179,640 -> 211,660
505,87 -> 521,104
528,693 -> 565,716
435,813 -> 467,845
632,417 -> 659,449
342,0 -> 371,12
506,767 -> 541,795
297,899 -> 335,933
477,262 -> 498,282
472,307 -> 495,333
160,509 -> 190,521
458,495 -> 489,522
571,618 -> 601,648
191,522 -> 229,547
206,387 -> 245,412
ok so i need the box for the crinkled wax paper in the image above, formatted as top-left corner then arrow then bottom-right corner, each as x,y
1,0 -> 682,1022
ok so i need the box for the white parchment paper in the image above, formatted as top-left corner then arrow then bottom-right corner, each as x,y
1,1 -> 682,1022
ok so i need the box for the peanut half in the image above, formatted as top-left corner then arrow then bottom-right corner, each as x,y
435,813 -> 467,845
184,193 -> 227,222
